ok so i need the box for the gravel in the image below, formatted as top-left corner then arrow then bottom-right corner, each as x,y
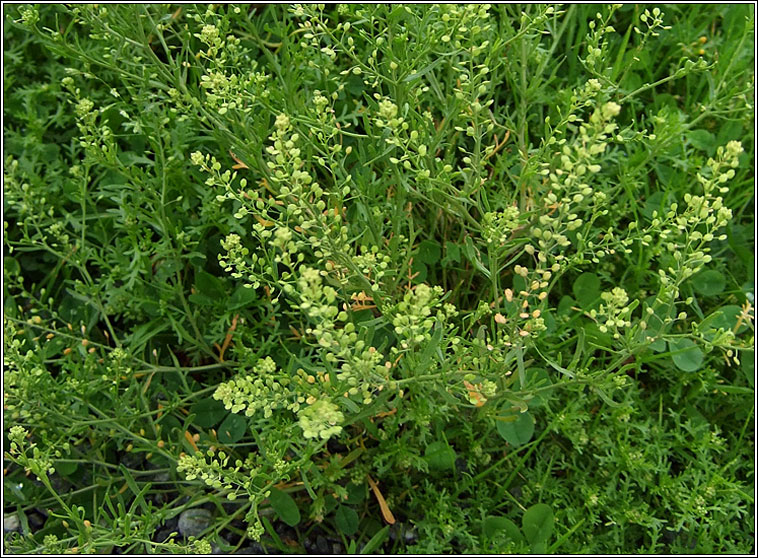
178,508 -> 213,538
4,514 -> 20,534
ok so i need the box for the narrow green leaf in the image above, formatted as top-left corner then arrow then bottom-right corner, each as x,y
463,236 -> 491,278
119,464 -> 149,514
742,350 -> 754,387
402,56 -> 445,82
260,516 -> 290,553
361,525 -> 390,554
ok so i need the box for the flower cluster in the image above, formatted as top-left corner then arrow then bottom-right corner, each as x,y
218,233 -> 260,288
191,8 -> 271,115
392,284 -> 457,349
375,98 -> 403,130
378,97 -> 438,185
337,345 -> 388,404
298,399 -> 345,440
296,268 -> 339,325
6,425 -> 55,482
591,287 -> 633,338
630,140 -> 742,314
261,112 -> 356,282
291,266 -> 389,405
582,7 -> 625,75
507,96 -> 628,297
177,450 -> 248,492
61,77 -> 118,165
350,246 -> 392,282
213,357 -> 302,418
635,7 -> 672,38
482,206 -> 523,246
435,4 -> 494,52
308,90 -> 346,163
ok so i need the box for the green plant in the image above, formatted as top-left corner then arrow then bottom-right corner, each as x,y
3,4 -> 754,554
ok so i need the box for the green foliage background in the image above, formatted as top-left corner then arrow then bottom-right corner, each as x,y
3,4 -> 754,554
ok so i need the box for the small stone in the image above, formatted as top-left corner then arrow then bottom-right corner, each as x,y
4,514 -> 20,533
178,508 -> 213,538
315,535 -> 330,554
275,523 -> 296,538
235,543 -> 271,555
403,526 -> 418,544
120,451 -> 144,470
211,536 -> 230,554
326,438 -> 348,454
389,524 -> 399,541
27,511 -> 46,530
50,475 -> 71,494
151,471 -> 170,483
390,523 -> 418,544
153,517 -> 179,543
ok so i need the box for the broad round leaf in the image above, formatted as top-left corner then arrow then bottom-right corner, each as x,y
710,305 -> 748,334
324,494 -> 338,514
411,260 -> 428,283
668,338 -> 704,372
525,368 -> 552,408
483,516 -> 523,542
522,503 -> 554,544
496,411 -> 535,447
424,441 -> 456,471
190,398 -> 227,428
512,274 -> 527,294
692,269 -> 726,296
54,460 -> 79,476
643,296 -> 674,335
557,295 -> 577,316
335,505 -> 359,536
642,191 -> 675,220
417,240 -> 442,264
742,351 -> 754,387
572,273 -> 600,309
217,413 -> 248,444
194,270 -> 227,300
229,284 -> 258,310
686,129 -> 716,153
345,482 -> 366,505
442,241 -> 461,266
268,488 -> 300,527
